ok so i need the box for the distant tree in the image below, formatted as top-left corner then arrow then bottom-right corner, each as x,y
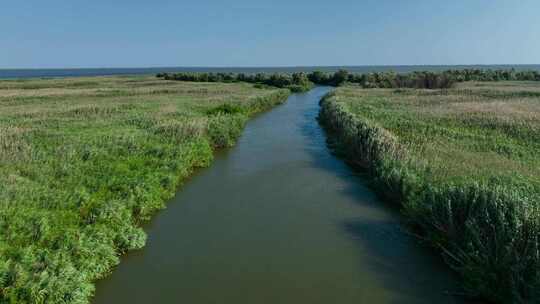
307,71 -> 328,84
291,72 -> 310,86
332,69 -> 349,86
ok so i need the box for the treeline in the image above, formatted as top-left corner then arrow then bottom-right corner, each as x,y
444,68 -> 540,82
158,68 -> 540,90
308,70 -> 456,89
157,72 -> 313,92
338,69 -> 540,88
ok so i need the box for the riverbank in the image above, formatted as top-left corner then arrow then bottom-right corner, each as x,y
0,76 -> 288,303
318,81 -> 540,303
92,87 -> 462,304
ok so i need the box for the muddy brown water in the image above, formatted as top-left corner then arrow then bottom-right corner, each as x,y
93,87 -> 463,304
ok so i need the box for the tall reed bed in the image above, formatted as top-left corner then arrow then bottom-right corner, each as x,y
0,76 -> 288,304
319,82 -> 540,303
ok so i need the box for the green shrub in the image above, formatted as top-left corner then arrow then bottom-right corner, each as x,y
206,114 -> 247,148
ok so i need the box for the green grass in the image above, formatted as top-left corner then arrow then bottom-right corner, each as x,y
319,81 -> 540,303
0,76 -> 289,304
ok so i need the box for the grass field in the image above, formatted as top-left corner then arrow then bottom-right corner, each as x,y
0,76 -> 288,303
319,81 -> 540,303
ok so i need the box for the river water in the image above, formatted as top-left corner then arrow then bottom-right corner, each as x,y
93,87 -> 462,304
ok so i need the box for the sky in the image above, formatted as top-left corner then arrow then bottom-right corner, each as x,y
1,0 -> 539,68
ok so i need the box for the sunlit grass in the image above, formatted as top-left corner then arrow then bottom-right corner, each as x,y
0,76 -> 288,304
320,81 -> 540,303
337,82 -> 540,186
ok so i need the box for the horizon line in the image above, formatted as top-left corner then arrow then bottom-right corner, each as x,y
1,63 -> 540,71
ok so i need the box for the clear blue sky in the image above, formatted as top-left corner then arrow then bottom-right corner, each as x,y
2,0 -> 539,68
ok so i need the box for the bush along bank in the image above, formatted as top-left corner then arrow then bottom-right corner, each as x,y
318,91 -> 540,303
0,77 -> 289,304
157,71 -> 314,92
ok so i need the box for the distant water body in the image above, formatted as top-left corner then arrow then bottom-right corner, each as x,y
1,65 -> 539,79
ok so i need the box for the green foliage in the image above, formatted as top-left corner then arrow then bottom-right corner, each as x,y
0,76 -> 289,303
332,69 -> 350,86
206,103 -> 246,116
309,69 -> 539,88
411,183 -> 540,302
158,71 -> 314,92
207,114 -> 247,148
156,68 -> 538,89
319,82 -> 540,303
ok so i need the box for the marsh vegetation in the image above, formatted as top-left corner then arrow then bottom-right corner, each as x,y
2,69 -> 540,304
0,76 -> 288,303
319,81 -> 540,303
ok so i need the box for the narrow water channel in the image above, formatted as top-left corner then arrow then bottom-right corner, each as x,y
93,87 -> 461,304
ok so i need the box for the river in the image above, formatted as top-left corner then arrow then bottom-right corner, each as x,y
93,87 -> 462,304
